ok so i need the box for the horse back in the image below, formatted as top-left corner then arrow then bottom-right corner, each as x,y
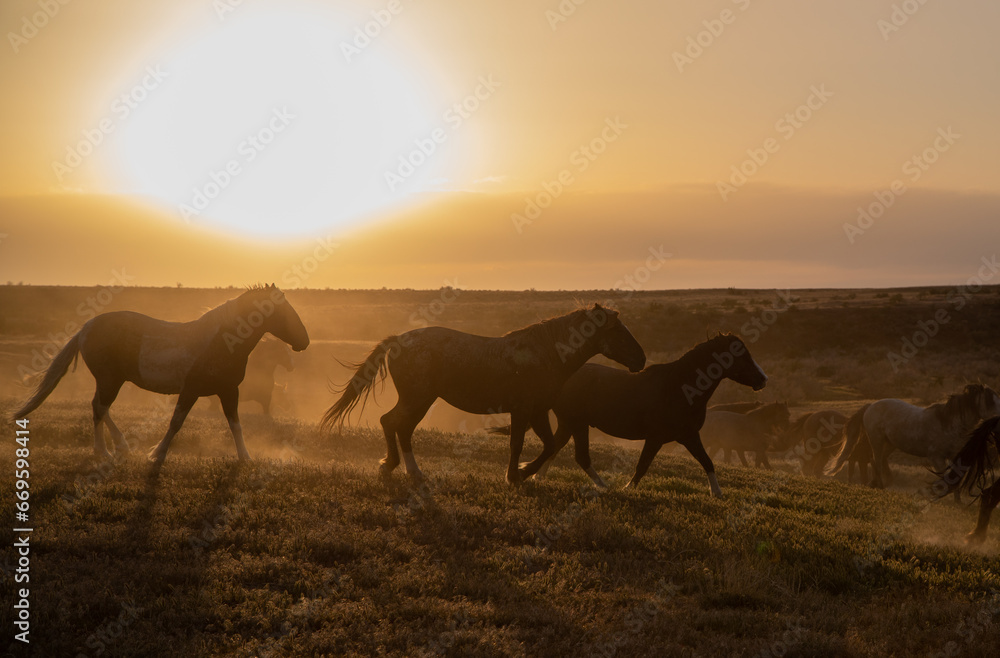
388,326 -> 565,413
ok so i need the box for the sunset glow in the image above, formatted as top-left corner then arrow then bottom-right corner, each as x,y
1,0 -> 998,287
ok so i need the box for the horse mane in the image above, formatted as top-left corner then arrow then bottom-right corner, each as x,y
676,333 -> 736,365
196,285 -> 275,328
932,384 -> 986,428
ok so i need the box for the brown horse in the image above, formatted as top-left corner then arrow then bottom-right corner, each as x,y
778,409 -> 873,481
322,304 -> 646,484
515,333 -> 768,497
12,285 -> 309,463
701,402 -> 790,469
933,416 -> 1000,544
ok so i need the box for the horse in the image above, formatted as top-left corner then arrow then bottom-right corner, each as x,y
514,333 -> 768,497
827,384 -> 1000,488
708,401 -> 763,414
701,402 -> 790,469
241,338 -> 295,416
933,416 -> 1000,544
321,304 -> 646,484
11,284 -> 309,463
777,409 -> 872,481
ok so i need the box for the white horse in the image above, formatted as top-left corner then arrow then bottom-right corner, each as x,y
827,384 -> 1000,488
12,284 -> 309,464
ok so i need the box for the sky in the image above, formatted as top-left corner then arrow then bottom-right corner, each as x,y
1,0 -> 998,289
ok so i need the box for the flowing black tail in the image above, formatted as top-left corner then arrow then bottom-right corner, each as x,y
12,332 -> 81,420
320,336 -> 399,430
933,416 -> 1000,499
825,404 -> 869,476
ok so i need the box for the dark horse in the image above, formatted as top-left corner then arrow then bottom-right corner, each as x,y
516,334 -> 768,497
321,304 -> 646,484
242,338 -> 295,416
701,402 -> 790,469
12,285 -> 309,463
934,416 -> 1000,544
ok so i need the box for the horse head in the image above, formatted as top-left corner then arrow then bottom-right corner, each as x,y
970,383 -> 1000,419
709,333 -> 768,391
255,284 -> 310,352
588,304 -> 646,372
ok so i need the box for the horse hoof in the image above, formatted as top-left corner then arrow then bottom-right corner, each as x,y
965,532 -> 986,545
506,472 -> 523,486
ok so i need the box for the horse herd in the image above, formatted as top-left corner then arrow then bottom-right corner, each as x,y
11,285 -> 1000,545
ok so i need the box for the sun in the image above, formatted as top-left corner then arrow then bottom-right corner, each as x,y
105,7 -> 440,237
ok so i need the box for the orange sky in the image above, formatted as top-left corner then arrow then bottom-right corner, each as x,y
1,0 -> 998,289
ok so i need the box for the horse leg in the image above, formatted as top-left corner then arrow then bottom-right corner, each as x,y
103,413 -> 129,455
218,387 -> 250,460
679,434 -> 722,498
378,407 -> 402,479
966,483 -> 1000,544
518,410 -> 558,481
571,425 -> 607,488
737,449 -> 750,468
91,379 -> 124,459
625,440 -> 664,489
148,392 -> 198,465
394,398 -> 435,482
506,413 -> 529,485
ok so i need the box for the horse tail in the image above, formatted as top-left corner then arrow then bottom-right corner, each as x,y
11,332 -> 81,420
933,416 -> 1000,499
826,404 -> 869,476
320,336 -> 399,430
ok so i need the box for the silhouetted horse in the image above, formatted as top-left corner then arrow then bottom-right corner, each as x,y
322,304 -> 646,484
12,285 -> 309,463
242,338 -> 295,416
515,333 -> 767,497
702,402 -> 790,469
828,385 -> 1000,488
778,409 -> 872,480
933,416 -> 1000,544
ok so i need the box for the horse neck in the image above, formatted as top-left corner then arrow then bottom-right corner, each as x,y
674,344 -> 726,405
539,312 -> 605,375
220,296 -> 269,359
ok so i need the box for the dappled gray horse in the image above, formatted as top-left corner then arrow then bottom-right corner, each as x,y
13,284 -> 309,463
322,304 -> 646,484
828,384 -> 1000,488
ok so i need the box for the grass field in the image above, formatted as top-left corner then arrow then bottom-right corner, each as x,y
1,285 -> 1000,656
1,400 -> 998,657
